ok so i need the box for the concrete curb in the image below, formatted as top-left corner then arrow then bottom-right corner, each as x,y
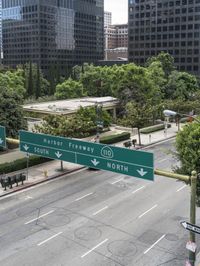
139,135 -> 176,150
0,166 -> 85,198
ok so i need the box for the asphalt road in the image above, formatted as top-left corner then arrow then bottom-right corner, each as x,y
0,139 -> 199,266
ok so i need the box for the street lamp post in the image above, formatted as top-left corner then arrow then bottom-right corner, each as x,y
164,109 -> 199,266
163,110 -> 200,124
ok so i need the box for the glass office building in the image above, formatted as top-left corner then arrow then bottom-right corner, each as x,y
128,0 -> 200,76
1,0 -> 104,74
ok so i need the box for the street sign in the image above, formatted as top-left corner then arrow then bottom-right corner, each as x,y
181,221 -> 200,235
19,130 -> 154,181
0,126 -> 6,148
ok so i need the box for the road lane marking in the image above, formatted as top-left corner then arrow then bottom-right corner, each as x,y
25,210 -> 55,225
93,206 -> 108,216
157,158 -> 168,163
37,232 -> 63,246
75,192 -> 93,201
111,178 -> 124,184
144,234 -> 166,254
132,186 -> 145,194
81,238 -> 108,258
138,204 -> 158,219
176,184 -> 187,192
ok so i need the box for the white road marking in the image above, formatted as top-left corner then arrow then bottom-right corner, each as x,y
157,158 -> 168,163
24,195 -> 33,200
81,238 -> 108,258
93,206 -> 108,216
138,204 -> 158,219
75,192 -> 93,201
37,232 -> 63,246
111,178 -> 124,184
144,234 -> 166,254
25,210 -> 55,225
176,184 -> 187,192
132,186 -> 145,194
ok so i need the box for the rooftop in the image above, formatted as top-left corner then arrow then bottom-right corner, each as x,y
24,97 -> 119,115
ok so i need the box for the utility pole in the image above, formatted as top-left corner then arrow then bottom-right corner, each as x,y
155,169 -> 197,266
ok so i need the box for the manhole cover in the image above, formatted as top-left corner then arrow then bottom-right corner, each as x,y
41,209 -> 71,227
165,234 -> 179,242
108,240 -> 137,257
74,226 -> 102,241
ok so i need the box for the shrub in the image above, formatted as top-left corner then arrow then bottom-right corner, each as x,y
100,132 -> 130,144
0,156 -> 52,174
140,124 -> 171,134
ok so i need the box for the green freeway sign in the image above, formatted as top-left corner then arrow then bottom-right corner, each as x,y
19,130 -> 154,181
0,126 -> 6,148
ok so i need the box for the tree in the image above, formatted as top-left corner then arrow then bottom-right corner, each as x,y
27,61 -> 34,97
164,71 -> 199,100
117,101 -> 153,145
55,78 -> 86,99
175,122 -> 200,175
0,89 -> 27,138
24,63 -> 50,98
35,64 -> 41,99
0,68 -> 25,96
146,52 -> 176,78
35,107 -> 111,138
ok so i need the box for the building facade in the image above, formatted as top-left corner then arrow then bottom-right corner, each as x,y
104,11 -> 112,27
1,0 -> 104,74
104,24 -> 128,60
128,0 -> 200,76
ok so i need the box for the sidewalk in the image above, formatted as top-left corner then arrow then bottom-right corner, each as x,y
0,122 -> 180,197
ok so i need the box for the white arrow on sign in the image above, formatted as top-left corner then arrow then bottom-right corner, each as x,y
55,151 -> 62,159
23,144 -> 29,151
0,138 -> 3,145
137,168 -> 148,177
91,159 -> 100,167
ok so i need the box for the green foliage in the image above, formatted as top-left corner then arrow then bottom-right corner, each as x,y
0,67 -> 25,96
117,101 -> 154,129
0,89 -> 27,138
175,122 -> 200,175
24,63 -> 50,98
146,52 -> 176,77
35,107 -> 111,138
100,132 -> 130,144
140,124 -> 171,134
164,71 -> 199,100
55,78 -> 86,99
0,156 -> 52,174
35,64 -> 41,99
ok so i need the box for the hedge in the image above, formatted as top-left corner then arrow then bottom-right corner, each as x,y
0,156 -> 52,175
140,124 -> 171,134
100,132 -> 130,144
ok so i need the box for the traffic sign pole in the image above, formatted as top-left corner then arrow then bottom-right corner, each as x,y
189,171 -> 197,266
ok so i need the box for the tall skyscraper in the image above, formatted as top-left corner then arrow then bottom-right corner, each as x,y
128,0 -> 200,76
104,11 -> 112,27
1,0 -> 104,74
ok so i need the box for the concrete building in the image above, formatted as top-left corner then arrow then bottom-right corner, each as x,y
104,11 -> 112,27
1,0 -> 104,74
128,0 -> 200,76
104,24 -> 128,60
24,97 -> 119,121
